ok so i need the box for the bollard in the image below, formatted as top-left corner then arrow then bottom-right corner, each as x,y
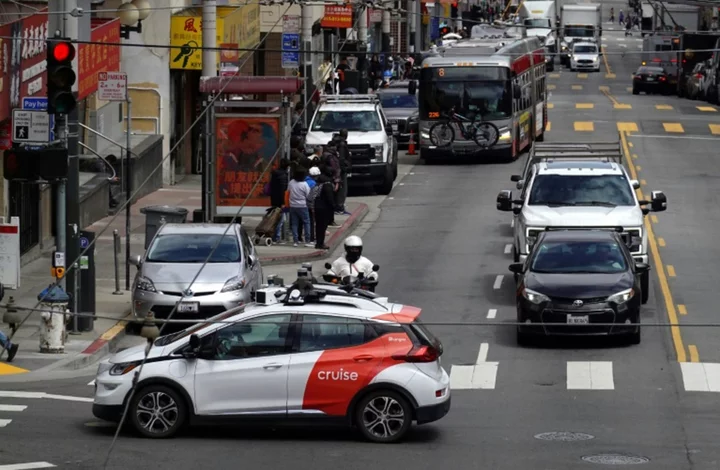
113,229 -> 123,295
37,285 -> 70,353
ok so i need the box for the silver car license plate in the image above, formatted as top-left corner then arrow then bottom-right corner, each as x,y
567,315 -> 589,324
177,302 -> 199,313
646,77 -> 655,82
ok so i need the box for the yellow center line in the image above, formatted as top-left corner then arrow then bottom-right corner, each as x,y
601,87 -> 631,109
601,46 -> 616,78
621,130 -> 687,363
689,345 -> 700,363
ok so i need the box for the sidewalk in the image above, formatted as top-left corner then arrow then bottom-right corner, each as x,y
1,175 -> 368,379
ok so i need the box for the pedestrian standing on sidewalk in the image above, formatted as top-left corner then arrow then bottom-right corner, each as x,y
334,129 -> 352,215
288,166 -> 313,247
270,159 -> 290,243
312,167 -> 336,250
322,141 -> 342,226
0,285 -> 18,362
619,9 -> 624,25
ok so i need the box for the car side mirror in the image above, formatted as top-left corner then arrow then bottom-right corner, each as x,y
372,264 -> 380,272
651,191 -> 667,212
247,254 -> 257,267
408,80 -> 417,95
129,255 -> 142,267
635,262 -> 650,273
189,334 -> 200,350
508,262 -> 524,274
497,190 -> 513,212
510,174 -> 522,182
630,179 -> 640,189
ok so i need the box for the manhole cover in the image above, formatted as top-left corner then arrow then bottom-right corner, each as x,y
535,432 -> 595,442
582,454 -> 650,465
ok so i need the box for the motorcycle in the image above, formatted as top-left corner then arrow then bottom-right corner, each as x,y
323,262 -> 380,292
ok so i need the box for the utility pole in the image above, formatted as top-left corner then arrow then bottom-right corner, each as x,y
406,0 -> 413,53
301,2 -> 313,128
382,5 -> 391,54
357,4 -> 368,93
202,0 -> 218,77
415,0 -> 423,54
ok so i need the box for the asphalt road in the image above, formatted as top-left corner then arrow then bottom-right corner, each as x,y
3,9 -> 720,470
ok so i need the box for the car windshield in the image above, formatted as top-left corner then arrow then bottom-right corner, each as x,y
146,234 -> 241,263
564,26 -> 595,37
528,175 -> 635,206
638,66 -> 664,74
311,110 -> 382,132
155,310 -> 239,346
378,93 -> 418,108
574,45 -> 597,53
531,240 -> 628,274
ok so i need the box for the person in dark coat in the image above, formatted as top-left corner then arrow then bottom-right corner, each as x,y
333,129 -> 351,215
313,167 -> 336,250
270,159 -> 290,243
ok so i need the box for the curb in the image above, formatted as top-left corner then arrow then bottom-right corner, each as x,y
259,203 -> 370,266
60,315 -> 130,371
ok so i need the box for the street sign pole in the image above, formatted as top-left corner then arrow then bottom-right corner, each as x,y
125,97 -> 132,291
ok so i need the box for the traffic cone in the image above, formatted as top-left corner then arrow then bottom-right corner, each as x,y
407,130 -> 417,155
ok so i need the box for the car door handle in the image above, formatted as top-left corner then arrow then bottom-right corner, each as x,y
353,354 -> 374,362
263,363 -> 283,370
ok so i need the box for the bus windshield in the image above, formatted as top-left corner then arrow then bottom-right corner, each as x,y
419,66 -> 512,121
564,26 -> 595,37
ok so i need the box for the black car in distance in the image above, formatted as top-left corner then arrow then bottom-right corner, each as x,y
376,80 -> 419,148
509,229 -> 649,346
632,65 -> 670,95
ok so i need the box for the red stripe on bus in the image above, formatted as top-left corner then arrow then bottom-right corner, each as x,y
0,225 -> 18,234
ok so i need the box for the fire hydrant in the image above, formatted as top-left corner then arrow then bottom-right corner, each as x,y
37,285 -> 70,353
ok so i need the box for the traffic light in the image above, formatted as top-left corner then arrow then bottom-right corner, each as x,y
2,148 -> 69,181
47,38 -> 77,115
451,2 -> 458,18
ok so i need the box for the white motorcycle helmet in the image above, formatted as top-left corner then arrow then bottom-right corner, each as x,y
344,235 -> 363,263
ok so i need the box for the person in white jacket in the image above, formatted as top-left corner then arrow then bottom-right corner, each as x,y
330,235 -> 378,281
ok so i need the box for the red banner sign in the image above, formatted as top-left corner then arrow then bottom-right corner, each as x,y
321,6 -> 353,28
78,18 -> 121,101
215,115 -> 280,209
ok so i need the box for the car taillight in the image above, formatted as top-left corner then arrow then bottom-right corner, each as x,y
634,75 -> 642,80
660,76 -> 667,81
695,73 -> 703,79
392,345 -> 440,363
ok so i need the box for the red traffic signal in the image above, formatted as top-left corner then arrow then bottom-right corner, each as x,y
51,41 -> 75,62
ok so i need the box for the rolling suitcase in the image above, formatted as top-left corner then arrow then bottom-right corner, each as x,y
254,207 -> 282,246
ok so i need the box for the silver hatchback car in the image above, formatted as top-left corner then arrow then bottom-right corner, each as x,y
130,223 -> 263,322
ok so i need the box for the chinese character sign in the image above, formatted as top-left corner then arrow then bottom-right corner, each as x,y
214,116 -> 280,209
78,18 -> 121,100
170,16 -> 225,70
321,6 -> 353,28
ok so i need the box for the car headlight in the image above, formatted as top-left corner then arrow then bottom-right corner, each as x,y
522,287 -> 550,304
372,145 -> 384,160
109,361 -> 140,376
221,275 -> 246,293
498,129 -> 511,141
526,229 -> 541,248
421,131 -> 430,139
136,276 -> 156,293
607,288 -> 635,304
561,45 -> 568,51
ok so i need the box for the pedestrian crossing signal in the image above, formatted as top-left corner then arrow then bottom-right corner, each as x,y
47,38 -> 77,115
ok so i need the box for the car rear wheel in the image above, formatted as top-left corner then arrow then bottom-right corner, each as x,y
632,87 -> 639,95
641,271 -> 649,304
356,390 -> 413,443
628,326 -> 641,345
130,385 -> 187,438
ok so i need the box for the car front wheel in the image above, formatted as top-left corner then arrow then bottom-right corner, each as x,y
130,385 -> 187,438
355,390 -> 413,443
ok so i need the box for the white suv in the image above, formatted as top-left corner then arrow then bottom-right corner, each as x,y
92,283 -> 450,443
305,94 -> 398,195
570,41 -> 601,72
496,158 -> 667,304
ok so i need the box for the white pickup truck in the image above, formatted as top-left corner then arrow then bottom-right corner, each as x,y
496,141 -> 667,304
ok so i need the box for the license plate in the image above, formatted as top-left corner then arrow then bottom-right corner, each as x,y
346,173 -> 352,178
646,77 -> 655,82
567,315 -> 589,324
392,124 -> 398,132
177,302 -> 199,313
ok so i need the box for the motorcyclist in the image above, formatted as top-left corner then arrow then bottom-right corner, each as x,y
329,235 -> 378,282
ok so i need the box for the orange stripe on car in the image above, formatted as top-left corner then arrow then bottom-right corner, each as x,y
372,305 -> 422,323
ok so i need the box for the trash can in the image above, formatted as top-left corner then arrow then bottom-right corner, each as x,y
140,205 -> 189,249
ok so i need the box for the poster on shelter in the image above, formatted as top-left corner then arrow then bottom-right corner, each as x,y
214,115 -> 280,209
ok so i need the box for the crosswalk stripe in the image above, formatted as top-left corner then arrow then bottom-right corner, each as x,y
663,123 -> 685,133
681,363 -> 720,392
0,463 -> 56,470
656,104 -> 673,110
567,361 -> 615,390
549,73 -> 560,78
547,103 -> 554,109
0,405 -> 27,412
617,122 -> 638,132
574,121 -> 594,131
0,419 -> 12,427
697,106 -> 717,112
576,103 -> 594,109
572,85 -> 583,90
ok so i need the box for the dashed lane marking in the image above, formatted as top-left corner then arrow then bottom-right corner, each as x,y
663,123 -> 685,133
617,122 -> 638,132
487,309 -> 497,319
0,391 -> 93,403
689,345 -> 700,363
493,275 -> 504,290
709,124 -> 720,135
572,85 -> 583,90
567,361 -> 615,390
0,419 -> 12,427
549,73 -> 560,78
574,121 -> 594,131
667,265 -> 677,277
678,304 -> 687,315
626,87 -> 633,92
548,84 -> 556,90
697,106 -> 717,112
577,73 -> 588,79
546,121 -> 552,131
0,463 -> 56,470
576,103 -> 594,109
656,104 -> 673,110
658,237 -> 665,246
614,103 -> 632,109
547,103 -> 555,109
504,244 -> 512,254
450,343 -> 498,390
681,363 -> 720,392
0,405 -> 27,412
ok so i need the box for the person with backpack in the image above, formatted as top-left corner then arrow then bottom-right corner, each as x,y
334,129 -> 352,215
309,167 -> 336,250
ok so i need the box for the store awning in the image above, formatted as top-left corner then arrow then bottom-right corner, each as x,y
199,76 -> 303,94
